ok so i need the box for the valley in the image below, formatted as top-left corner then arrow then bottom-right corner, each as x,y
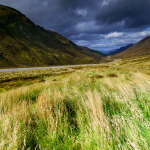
0,3 -> 150,150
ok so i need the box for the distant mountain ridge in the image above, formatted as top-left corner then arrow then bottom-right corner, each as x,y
108,44 -> 134,55
0,4 -> 104,68
79,46 -> 107,56
114,36 -> 150,58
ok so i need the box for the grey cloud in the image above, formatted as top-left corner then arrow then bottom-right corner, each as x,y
2,0 -> 150,36
0,0 -> 101,35
96,0 -> 150,29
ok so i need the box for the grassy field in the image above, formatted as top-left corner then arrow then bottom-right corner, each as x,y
0,60 -> 150,149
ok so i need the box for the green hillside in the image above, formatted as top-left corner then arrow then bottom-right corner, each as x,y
0,5 -> 104,68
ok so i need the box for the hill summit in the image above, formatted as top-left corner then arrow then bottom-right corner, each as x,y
114,36 -> 150,58
0,4 -> 103,68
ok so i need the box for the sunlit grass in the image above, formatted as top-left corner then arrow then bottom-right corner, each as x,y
0,66 -> 150,149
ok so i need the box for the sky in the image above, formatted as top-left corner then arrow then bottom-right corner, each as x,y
1,0 -> 150,52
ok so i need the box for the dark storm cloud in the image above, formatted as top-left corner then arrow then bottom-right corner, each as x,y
1,0 -> 150,35
96,0 -> 150,29
1,0 -> 150,51
0,0 -> 102,36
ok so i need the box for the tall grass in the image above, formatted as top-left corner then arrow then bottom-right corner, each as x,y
0,68 -> 150,149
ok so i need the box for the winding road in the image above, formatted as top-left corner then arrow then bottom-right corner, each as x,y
0,60 -> 118,73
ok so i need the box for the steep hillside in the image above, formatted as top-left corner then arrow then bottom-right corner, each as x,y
114,36 -> 150,58
0,5 -> 103,68
108,44 -> 134,55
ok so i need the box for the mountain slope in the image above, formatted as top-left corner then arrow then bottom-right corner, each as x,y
114,36 -> 150,58
79,46 -> 107,56
108,44 -> 134,55
0,4 -> 103,68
